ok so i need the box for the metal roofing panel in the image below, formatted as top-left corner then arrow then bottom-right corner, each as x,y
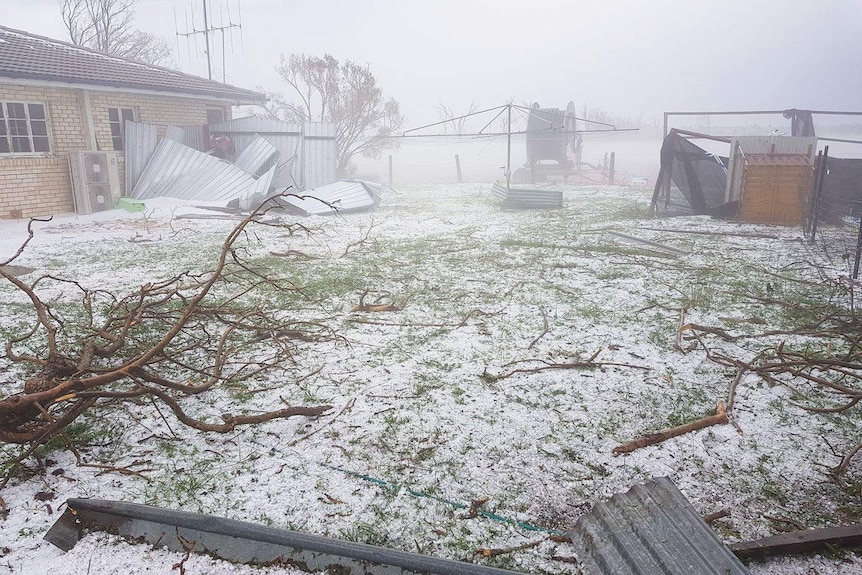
234,135 -> 279,177
210,116 -> 302,135
237,165 -> 277,211
302,130 -> 338,189
165,126 -> 185,142
0,25 -> 264,102
229,133 -> 300,189
124,120 -> 158,195
132,138 -> 270,202
492,184 -> 563,209
303,121 -> 338,139
733,136 -> 817,158
569,477 -> 750,575
278,180 -> 380,216
744,154 -> 811,166
210,118 -> 336,190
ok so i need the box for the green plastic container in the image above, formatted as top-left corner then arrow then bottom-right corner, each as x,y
117,196 -> 146,213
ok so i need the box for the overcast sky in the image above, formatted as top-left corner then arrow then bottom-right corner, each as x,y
4,0 -> 861,127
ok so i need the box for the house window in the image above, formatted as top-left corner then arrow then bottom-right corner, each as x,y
206,108 -> 225,125
108,107 -> 135,151
0,102 -> 50,154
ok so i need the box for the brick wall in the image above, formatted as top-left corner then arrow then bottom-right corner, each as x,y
0,83 -> 234,219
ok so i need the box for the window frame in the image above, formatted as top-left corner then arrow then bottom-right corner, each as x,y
206,108 -> 225,125
0,101 -> 52,156
107,107 -> 136,151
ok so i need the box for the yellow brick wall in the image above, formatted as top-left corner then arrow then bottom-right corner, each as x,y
0,83 -> 234,219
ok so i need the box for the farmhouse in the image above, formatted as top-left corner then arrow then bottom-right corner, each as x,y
0,25 -> 265,219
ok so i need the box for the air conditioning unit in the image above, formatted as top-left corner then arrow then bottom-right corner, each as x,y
69,151 -> 121,214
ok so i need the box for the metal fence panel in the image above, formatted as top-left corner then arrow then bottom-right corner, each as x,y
124,120 -> 157,195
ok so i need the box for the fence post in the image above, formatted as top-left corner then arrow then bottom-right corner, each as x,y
608,152 -> 615,185
455,154 -> 462,183
854,215 -> 862,280
810,146 -> 829,243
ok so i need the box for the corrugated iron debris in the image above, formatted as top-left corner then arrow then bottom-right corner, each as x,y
569,477 -> 750,575
492,183 -> 563,209
45,498 -> 526,575
275,180 -> 382,216
131,137 -> 274,203
122,117 -> 376,215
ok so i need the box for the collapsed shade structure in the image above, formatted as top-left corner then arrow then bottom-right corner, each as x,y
650,130 -> 730,216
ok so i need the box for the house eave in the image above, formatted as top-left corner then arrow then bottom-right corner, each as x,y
0,74 -> 266,106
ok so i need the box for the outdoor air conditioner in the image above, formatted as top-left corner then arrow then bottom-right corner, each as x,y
69,151 -> 121,214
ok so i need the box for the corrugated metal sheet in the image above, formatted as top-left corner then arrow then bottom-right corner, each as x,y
210,116 -> 301,135
744,154 -> 811,167
162,125 -> 208,150
302,122 -> 338,189
132,138 -> 271,202
237,165 -> 277,211
492,183 -> 563,209
278,180 -> 380,216
234,135 -> 279,177
210,117 -> 336,190
165,125 -> 185,142
124,120 -> 157,194
569,477 -> 750,575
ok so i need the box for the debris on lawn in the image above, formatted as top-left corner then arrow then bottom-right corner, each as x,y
131,137 -> 275,203
275,179 -> 383,216
604,230 -> 689,257
569,477 -> 750,575
492,183 -> 563,210
730,523 -> 862,560
46,498 -> 528,575
612,403 -> 729,455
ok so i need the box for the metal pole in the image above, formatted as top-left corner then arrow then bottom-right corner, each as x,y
455,154 -> 462,183
663,112 -> 668,139
221,29 -> 226,83
506,104 -> 512,189
203,0 -> 212,80
388,155 -> 393,186
808,150 -> 823,238
854,215 -> 862,280
810,145 -> 829,242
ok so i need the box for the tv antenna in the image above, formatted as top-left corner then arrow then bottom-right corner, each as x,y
175,0 -> 243,83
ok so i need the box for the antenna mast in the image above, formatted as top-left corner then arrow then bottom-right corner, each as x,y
176,0 -> 242,83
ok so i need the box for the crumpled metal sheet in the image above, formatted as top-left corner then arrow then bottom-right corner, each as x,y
131,138 -> 272,203
234,135 -> 279,177
277,180 -> 381,216
569,477 -> 750,575
237,165 -> 277,211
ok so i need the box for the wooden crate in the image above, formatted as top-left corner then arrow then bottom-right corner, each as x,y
739,155 -> 813,226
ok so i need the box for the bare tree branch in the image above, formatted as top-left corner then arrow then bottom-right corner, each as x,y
60,0 -> 172,66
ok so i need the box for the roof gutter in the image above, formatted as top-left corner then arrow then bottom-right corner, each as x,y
0,75 -> 266,106
46,498 -> 527,575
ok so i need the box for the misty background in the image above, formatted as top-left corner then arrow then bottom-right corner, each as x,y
5,0 -> 862,183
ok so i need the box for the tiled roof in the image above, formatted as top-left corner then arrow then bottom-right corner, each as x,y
0,25 -> 265,104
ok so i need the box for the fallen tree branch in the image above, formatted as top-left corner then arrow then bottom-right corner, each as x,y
0,193 -> 342,486
612,402 -> 728,455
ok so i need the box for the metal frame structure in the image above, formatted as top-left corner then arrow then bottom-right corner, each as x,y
402,103 -> 638,189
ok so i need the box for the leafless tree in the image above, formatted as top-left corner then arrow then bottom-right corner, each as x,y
60,0 -> 172,66
437,101 -> 479,134
266,54 -> 404,177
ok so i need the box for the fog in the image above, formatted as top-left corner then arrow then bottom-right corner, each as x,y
5,0 -> 862,183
